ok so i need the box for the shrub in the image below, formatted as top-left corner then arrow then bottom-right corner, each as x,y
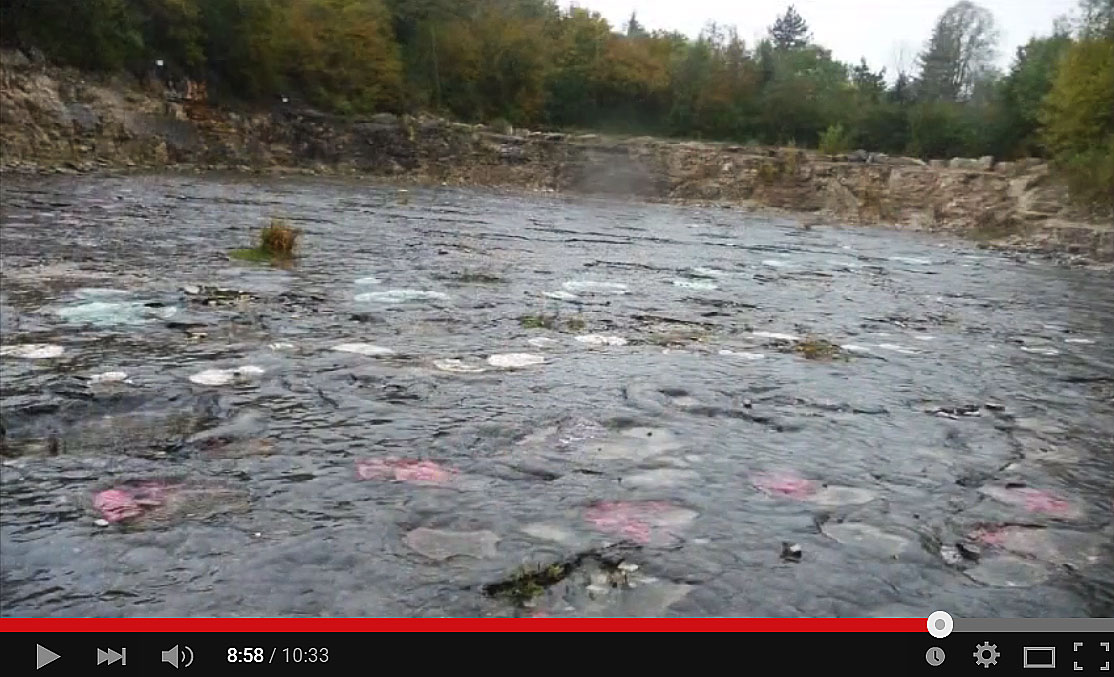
259,219 -> 299,258
818,123 -> 851,154
757,161 -> 780,184
1055,138 -> 1114,213
1042,39 -> 1114,212
488,117 -> 513,135
230,218 -> 300,264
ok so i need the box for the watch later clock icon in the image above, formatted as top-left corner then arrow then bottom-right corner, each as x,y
926,647 -> 946,667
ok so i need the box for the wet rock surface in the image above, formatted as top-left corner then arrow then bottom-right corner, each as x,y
1,174 -> 1112,618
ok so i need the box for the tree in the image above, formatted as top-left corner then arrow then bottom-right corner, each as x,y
468,2 -> 553,124
907,101 -> 977,158
1077,0 -> 1114,38
671,25 -> 760,139
768,5 -> 810,51
196,0 -> 284,99
1041,37 -> 1114,209
990,33 -> 1071,156
757,45 -> 850,144
889,72 -> 915,104
544,7 -> 611,126
383,0 -> 468,110
129,0 -> 205,76
852,59 -> 886,101
626,11 -> 647,38
1042,38 -> 1114,157
0,0 -> 143,71
278,0 -> 404,114
917,1 -> 999,101
853,102 -> 910,153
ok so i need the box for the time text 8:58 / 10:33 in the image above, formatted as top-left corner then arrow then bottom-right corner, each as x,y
228,648 -> 329,663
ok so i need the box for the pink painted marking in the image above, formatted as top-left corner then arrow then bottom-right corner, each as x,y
584,501 -> 692,545
92,489 -> 143,523
1016,488 -> 1073,516
752,471 -> 820,499
356,458 -> 455,485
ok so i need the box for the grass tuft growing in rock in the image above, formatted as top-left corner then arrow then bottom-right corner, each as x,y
520,313 -> 587,332
968,212 -> 1026,243
454,270 -> 505,284
520,314 -> 557,329
793,337 -> 844,360
230,218 -> 300,264
757,161 -> 781,184
563,316 -> 586,332
227,248 -> 272,263
483,562 -> 571,605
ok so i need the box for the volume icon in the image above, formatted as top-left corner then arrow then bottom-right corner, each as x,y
162,645 -> 194,669
96,648 -> 126,666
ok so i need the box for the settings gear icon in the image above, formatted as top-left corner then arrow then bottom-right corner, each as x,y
974,642 -> 1000,668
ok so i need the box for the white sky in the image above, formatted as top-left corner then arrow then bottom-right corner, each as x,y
564,0 -> 1080,77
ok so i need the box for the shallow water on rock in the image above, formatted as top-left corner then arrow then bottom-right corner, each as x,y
1,174 -> 1112,618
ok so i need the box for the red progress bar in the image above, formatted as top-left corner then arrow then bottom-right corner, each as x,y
1,618 -> 923,632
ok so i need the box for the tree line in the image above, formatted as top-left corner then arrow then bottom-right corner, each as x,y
2,0 -> 1111,207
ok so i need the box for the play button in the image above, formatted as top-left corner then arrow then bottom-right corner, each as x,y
36,644 -> 61,670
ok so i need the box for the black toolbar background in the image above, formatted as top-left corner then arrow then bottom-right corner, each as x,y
18,630 -> 1114,674
923,631 -> 1112,674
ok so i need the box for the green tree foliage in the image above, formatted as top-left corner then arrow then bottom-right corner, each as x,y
543,7 -> 611,127
908,101 -> 978,158
385,0 -> 555,121
917,1 -> 999,102
195,0 -> 284,98
768,5 -> 811,51
131,0 -> 205,75
595,27 -> 671,130
1,0 -> 143,71
466,2 -> 552,124
758,45 -> 852,145
1041,36 -> 1114,209
278,0 -> 403,114
669,25 -> 762,139
625,12 -> 648,38
991,34 -> 1072,157
851,59 -> 887,102
818,123 -> 851,153
1078,0 -> 1114,38
854,103 -> 911,153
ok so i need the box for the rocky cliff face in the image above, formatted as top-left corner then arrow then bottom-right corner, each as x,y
2,51 -> 1110,262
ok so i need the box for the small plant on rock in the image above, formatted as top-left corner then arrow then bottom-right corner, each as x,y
230,218 -> 300,264
520,311 -> 587,332
520,314 -> 558,329
483,562 -> 570,606
794,337 -> 844,360
563,316 -> 587,332
455,270 -> 505,283
757,161 -> 781,184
